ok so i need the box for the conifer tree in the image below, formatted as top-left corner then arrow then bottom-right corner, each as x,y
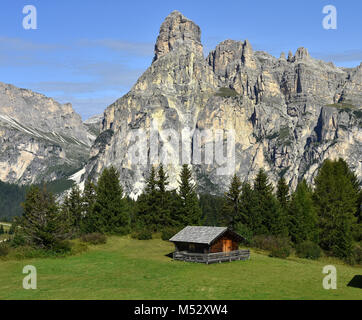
238,182 -> 261,234
177,164 -> 202,226
136,166 -> 159,230
20,185 -> 70,249
61,185 -> 83,236
88,167 -> 129,234
0,225 -> 4,235
156,164 -> 173,228
276,177 -> 290,209
288,180 -> 318,244
254,169 -> 287,236
221,174 -> 242,228
157,164 -> 169,193
313,159 -> 358,259
83,178 -> 96,215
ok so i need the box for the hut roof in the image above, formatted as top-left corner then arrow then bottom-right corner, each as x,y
169,226 -> 243,245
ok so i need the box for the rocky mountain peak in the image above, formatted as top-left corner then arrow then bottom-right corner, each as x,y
294,47 -> 310,60
84,12 -> 361,198
153,11 -> 203,62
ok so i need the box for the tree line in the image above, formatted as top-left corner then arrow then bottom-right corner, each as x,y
11,158 -> 362,262
220,159 -> 361,261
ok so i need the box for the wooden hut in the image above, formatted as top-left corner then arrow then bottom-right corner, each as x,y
169,226 -> 250,264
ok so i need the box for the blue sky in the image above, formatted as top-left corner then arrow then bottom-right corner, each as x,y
0,0 -> 361,119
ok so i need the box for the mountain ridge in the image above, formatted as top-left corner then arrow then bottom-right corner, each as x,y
0,81 -> 94,184
83,11 -> 361,197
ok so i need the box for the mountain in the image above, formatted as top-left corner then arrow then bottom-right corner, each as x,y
83,10 -> 362,197
0,82 -> 93,185
84,114 -> 103,139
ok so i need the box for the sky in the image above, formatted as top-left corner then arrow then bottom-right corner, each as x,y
0,0 -> 361,120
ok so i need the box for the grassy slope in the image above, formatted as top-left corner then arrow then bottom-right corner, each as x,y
0,236 -> 361,300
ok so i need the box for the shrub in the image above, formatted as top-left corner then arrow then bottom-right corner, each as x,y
81,233 -> 107,245
10,234 -> 26,247
161,227 -> 180,241
296,241 -> 322,260
0,243 -> 10,257
215,87 -> 238,97
52,240 -> 72,254
252,235 -> 292,259
252,235 -> 276,251
270,245 -> 291,259
70,241 -> 88,255
233,223 -> 253,246
131,229 -> 152,240
353,244 -> 362,265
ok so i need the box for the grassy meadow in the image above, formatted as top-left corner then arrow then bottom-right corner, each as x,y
0,236 -> 361,300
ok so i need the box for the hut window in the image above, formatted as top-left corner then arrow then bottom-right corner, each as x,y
189,244 -> 195,251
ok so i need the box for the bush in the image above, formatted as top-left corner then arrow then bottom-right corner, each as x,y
0,243 -> 10,257
353,244 -> 362,265
270,245 -> 291,259
10,234 -> 26,247
252,235 -> 277,251
252,235 -> 292,259
52,240 -> 72,254
70,241 -> 88,255
131,229 -> 152,240
81,233 -> 107,245
161,227 -> 180,241
296,241 -> 322,260
233,223 -> 253,246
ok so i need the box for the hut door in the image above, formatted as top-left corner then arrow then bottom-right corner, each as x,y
223,239 -> 232,252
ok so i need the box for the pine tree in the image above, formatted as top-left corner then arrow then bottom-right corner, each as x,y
288,180 -> 318,244
238,182 -> 261,234
313,159 -> 358,259
19,185 -> 70,249
89,167 -> 129,234
221,174 -> 242,228
276,177 -> 290,209
177,164 -> 202,226
254,169 -> 286,236
61,185 -> 83,236
136,166 -> 159,230
81,178 -> 97,233
156,164 -> 173,228
0,225 -> 4,235
157,164 -> 169,193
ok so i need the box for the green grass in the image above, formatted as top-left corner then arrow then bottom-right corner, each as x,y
326,102 -> 356,110
0,236 -> 361,300
215,87 -> 239,98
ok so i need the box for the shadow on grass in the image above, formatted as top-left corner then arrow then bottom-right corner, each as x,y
165,252 -> 174,259
347,275 -> 362,289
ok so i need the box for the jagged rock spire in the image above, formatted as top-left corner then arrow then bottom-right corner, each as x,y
295,47 -> 309,60
153,11 -> 203,62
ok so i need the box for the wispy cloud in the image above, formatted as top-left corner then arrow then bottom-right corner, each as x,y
0,37 -> 66,51
0,37 -> 152,118
79,39 -> 154,56
313,50 -> 362,63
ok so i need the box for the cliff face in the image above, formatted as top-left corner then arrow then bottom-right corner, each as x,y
85,11 -> 362,197
0,82 -> 93,184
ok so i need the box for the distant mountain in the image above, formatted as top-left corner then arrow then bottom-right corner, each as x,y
84,11 -> 362,197
84,114 -> 103,140
0,82 -> 93,184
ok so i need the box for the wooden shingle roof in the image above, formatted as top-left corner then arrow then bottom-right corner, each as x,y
169,226 -> 243,245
